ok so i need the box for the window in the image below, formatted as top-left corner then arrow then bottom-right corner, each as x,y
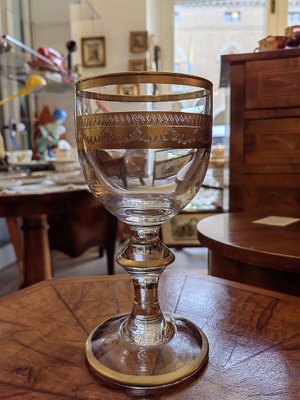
224,10 -> 241,23
288,0 -> 300,23
174,0 -> 267,211
174,0 -> 266,131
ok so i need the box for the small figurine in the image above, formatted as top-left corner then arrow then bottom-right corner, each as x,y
33,106 -> 67,160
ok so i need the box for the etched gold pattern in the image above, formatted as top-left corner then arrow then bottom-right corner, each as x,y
77,111 -> 212,150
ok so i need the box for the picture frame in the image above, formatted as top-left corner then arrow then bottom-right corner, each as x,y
153,152 -> 193,181
161,212 -> 217,248
117,83 -> 140,96
81,36 -> 106,67
128,58 -> 147,71
130,31 -> 148,52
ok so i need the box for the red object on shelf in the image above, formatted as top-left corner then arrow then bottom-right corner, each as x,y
28,47 -> 72,83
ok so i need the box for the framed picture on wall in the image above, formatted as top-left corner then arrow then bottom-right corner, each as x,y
81,36 -> 106,67
117,83 -> 140,95
153,153 -> 193,182
128,59 -> 147,71
130,31 -> 148,52
161,212 -> 217,248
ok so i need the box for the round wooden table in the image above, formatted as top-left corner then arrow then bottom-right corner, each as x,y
0,187 -> 115,287
0,272 -> 299,399
197,212 -> 300,296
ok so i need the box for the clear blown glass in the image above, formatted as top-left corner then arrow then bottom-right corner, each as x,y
75,72 -> 212,390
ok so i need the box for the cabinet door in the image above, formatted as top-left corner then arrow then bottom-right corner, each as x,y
230,117 -> 300,213
245,57 -> 300,109
244,118 -> 300,167
243,173 -> 300,213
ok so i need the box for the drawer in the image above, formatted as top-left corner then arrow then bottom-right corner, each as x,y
243,173 -> 300,213
244,118 -> 300,165
245,57 -> 300,109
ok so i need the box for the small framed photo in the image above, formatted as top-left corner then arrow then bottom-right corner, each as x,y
153,153 -> 192,181
161,212 -> 217,248
130,31 -> 148,52
117,83 -> 140,96
81,36 -> 106,67
128,58 -> 147,71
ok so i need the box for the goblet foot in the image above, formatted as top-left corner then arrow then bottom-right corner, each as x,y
86,313 -> 209,390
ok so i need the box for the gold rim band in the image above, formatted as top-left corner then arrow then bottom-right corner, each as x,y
86,314 -> 209,388
75,71 -> 212,102
77,111 -> 212,150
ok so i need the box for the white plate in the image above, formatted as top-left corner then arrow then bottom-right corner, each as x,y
52,171 -> 86,185
52,160 -> 81,172
10,161 -> 51,168
0,171 -> 28,180
54,178 -> 86,185
31,170 -> 57,177
0,179 -> 22,190
20,175 -> 49,185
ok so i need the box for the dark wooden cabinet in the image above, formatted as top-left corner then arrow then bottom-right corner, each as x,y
48,206 -> 118,275
221,48 -> 300,213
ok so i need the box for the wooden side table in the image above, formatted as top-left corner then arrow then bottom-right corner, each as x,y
0,188 -> 117,286
0,272 -> 299,399
197,212 -> 300,296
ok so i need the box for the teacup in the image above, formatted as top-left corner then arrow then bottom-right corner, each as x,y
53,147 -> 78,162
285,25 -> 300,37
255,36 -> 287,52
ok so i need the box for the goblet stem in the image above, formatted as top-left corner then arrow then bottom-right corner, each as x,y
121,270 -> 175,346
116,226 -> 175,347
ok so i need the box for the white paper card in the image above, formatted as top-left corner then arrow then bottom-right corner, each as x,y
252,216 -> 300,227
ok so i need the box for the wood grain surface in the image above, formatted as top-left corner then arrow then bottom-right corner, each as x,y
197,212 -> 300,271
197,212 -> 300,295
220,47 -> 300,87
0,272 -> 299,399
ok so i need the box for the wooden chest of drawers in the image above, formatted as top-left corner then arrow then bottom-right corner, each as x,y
221,48 -> 300,213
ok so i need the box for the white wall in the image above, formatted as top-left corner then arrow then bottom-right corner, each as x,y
29,0 -> 72,54
1,0 -> 174,146
146,0 -> 174,72
29,0 -> 175,145
70,0 -> 147,75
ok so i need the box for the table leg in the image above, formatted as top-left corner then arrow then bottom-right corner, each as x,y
21,215 -> 53,286
6,217 -> 24,286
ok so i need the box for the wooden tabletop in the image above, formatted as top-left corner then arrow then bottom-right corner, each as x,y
197,212 -> 300,272
0,187 -> 99,218
197,212 -> 300,295
0,272 -> 299,399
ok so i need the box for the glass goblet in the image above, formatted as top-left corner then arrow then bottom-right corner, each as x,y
75,72 -> 212,390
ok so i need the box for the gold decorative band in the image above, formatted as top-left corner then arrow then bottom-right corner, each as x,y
76,111 -> 212,150
76,71 -> 213,103
76,88 -> 208,103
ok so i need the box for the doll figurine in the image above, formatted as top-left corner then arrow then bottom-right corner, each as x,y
33,107 -> 67,160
